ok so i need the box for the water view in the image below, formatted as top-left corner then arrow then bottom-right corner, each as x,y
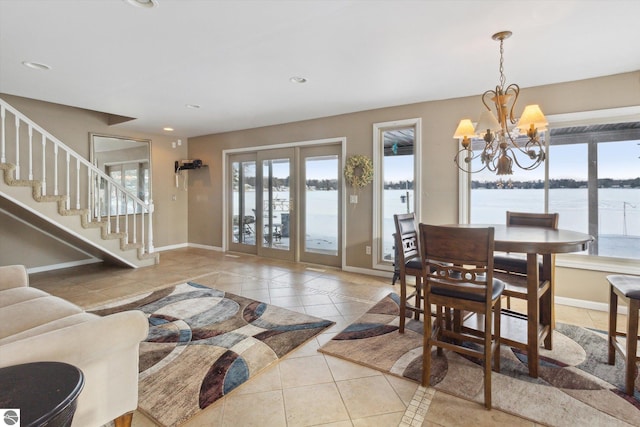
236,187 -> 639,261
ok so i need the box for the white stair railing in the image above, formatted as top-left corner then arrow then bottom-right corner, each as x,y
0,97 -> 154,256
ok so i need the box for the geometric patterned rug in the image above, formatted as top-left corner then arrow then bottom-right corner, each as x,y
319,293 -> 640,427
90,282 -> 334,426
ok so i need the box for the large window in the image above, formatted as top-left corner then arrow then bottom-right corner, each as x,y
467,113 -> 640,262
373,118 -> 421,269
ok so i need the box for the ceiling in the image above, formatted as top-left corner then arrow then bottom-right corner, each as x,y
1,0 -> 639,138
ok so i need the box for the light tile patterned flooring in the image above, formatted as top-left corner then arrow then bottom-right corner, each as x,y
29,248 -> 625,427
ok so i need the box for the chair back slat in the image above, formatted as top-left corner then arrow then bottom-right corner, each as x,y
395,213 -> 420,263
419,224 -> 494,300
507,211 -> 559,229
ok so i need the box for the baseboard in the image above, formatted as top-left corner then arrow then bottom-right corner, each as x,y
555,295 -> 628,315
155,242 -> 223,252
188,243 -> 223,252
155,243 -> 189,252
342,265 -> 394,279
26,258 -> 102,274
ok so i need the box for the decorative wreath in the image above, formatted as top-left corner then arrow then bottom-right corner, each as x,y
344,155 -> 374,188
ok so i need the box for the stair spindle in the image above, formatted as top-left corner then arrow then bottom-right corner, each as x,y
14,116 -> 20,180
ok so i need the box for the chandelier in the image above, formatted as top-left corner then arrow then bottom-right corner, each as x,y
453,31 -> 548,175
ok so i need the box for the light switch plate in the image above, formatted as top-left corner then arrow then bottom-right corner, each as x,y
350,195 -> 358,204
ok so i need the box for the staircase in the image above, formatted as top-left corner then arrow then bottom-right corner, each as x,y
0,98 -> 158,268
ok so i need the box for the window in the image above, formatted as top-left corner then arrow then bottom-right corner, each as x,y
466,110 -> 640,263
373,118 -> 421,270
103,161 -> 149,215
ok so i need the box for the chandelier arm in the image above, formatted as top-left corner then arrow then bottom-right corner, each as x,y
453,148 -> 489,174
481,89 -> 497,112
503,145 -> 545,171
503,132 -> 542,156
504,83 -> 520,124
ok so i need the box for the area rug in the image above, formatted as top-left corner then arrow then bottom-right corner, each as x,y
91,282 -> 334,426
318,293 -> 640,427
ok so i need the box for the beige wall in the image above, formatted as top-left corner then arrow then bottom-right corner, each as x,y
0,209 -> 91,268
187,71 -> 640,305
1,71 -> 638,304
0,94 -> 189,268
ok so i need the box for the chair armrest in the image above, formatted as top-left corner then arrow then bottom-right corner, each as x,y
0,265 -> 29,291
0,310 -> 149,368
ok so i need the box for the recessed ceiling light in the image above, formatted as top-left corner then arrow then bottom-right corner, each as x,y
163,127 -> 174,132
289,76 -> 307,84
22,61 -> 51,71
123,0 -> 158,9
185,104 -> 201,109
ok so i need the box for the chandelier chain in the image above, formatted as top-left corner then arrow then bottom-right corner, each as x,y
499,38 -> 506,89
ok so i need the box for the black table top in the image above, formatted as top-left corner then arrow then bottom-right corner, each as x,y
0,362 -> 84,427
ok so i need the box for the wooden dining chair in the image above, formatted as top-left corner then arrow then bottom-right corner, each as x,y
393,213 -> 424,333
494,211 -> 559,310
419,224 -> 505,409
607,274 -> 640,396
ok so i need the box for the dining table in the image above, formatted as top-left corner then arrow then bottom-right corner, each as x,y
449,224 -> 594,378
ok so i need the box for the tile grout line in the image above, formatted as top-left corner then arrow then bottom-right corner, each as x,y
398,385 -> 434,427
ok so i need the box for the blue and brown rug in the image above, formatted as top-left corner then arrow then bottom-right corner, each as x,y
91,282 -> 334,426
318,293 -> 640,427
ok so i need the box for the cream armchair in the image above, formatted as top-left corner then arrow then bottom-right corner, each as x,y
0,265 -> 148,427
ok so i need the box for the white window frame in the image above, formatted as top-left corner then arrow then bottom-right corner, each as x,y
372,118 -> 422,271
459,106 -> 640,275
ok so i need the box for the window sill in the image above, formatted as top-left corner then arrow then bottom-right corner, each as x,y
556,254 -> 640,275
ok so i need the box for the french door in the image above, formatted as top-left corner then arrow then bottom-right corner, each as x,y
299,145 -> 341,267
227,144 -> 341,267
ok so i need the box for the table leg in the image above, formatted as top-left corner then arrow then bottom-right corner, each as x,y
527,253 -> 540,378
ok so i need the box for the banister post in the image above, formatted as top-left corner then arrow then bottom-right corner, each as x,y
147,201 -> 154,253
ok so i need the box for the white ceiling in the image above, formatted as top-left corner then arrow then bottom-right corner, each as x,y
1,0 -> 639,138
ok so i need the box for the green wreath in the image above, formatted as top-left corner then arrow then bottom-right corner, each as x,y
344,155 -> 373,188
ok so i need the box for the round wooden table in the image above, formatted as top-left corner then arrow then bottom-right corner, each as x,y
450,224 -> 593,378
0,362 -> 84,427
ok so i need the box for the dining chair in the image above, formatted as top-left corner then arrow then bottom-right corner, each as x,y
494,211 -> 559,310
419,224 -> 505,409
607,274 -> 640,396
393,213 -> 424,333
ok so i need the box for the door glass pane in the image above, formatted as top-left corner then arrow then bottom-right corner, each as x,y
231,160 -> 256,245
382,128 -> 415,262
305,155 -> 338,255
262,158 -> 289,250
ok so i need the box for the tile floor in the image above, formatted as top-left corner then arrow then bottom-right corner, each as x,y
28,248 -> 626,427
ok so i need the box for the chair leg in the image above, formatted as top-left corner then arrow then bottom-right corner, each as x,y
483,302 -> 493,409
422,302 -> 433,387
608,286 -> 618,366
414,275 -> 422,320
493,298 -> 501,373
114,412 -> 134,427
399,275 -> 407,334
624,299 -> 639,396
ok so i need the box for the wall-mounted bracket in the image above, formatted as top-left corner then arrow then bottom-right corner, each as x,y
175,159 -> 206,173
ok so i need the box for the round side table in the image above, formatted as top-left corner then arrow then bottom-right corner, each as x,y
0,362 -> 84,427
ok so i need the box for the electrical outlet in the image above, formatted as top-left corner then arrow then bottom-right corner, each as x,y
350,195 -> 358,204
365,245 -> 371,255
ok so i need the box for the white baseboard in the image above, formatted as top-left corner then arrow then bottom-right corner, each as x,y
187,243 -> 223,252
155,242 -> 224,252
155,243 -> 189,252
26,258 -> 102,274
555,295 -> 627,315
342,265 -> 394,279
